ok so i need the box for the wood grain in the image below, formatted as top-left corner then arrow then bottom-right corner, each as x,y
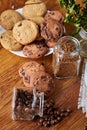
0,0 -> 86,130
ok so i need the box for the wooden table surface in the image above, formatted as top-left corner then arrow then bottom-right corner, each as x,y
0,0 -> 86,130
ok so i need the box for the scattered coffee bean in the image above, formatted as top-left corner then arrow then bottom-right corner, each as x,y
38,99 -> 72,127
14,88 -> 72,126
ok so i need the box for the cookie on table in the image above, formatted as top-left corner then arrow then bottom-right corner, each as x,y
23,71 -> 55,92
13,20 -> 39,45
22,0 -> 47,19
0,30 -> 23,50
45,10 -> 64,23
0,9 -> 23,30
40,18 -> 64,45
23,40 -> 48,59
19,61 -> 46,77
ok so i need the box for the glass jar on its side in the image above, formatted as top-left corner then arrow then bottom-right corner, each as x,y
53,36 -> 81,79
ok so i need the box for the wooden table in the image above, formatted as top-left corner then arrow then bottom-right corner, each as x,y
0,0 -> 86,130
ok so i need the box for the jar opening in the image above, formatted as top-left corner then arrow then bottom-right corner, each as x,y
55,36 -> 80,55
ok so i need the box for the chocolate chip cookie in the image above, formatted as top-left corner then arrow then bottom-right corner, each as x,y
23,40 -> 48,59
0,9 -> 23,30
0,30 -> 23,50
23,71 -> 55,92
45,10 -> 64,23
23,0 -> 47,19
13,20 -> 39,45
40,18 -> 64,44
19,61 -> 45,77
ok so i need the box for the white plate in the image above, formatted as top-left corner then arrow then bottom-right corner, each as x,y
0,8 -> 53,57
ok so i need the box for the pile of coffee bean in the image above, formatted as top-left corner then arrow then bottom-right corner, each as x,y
38,99 -> 72,127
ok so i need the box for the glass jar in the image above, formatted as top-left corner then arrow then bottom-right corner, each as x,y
12,87 -> 44,120
53,36 -> 81,79
76,28 -> 87,58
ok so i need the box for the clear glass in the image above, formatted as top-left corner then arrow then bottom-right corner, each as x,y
12,87 -> 44,120
53,36 -> 81,79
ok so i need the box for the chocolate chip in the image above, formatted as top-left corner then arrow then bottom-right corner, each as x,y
18,23 -> 22,27
55,27 -> 59,30
51,12 -> 55,15
0,35 -> 3,39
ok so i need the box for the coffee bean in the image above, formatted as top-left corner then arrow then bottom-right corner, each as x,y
38,122 -> 43,126
47,121 -> 51,126
24,107 -> 29,113
44,117 -> 48,121
54,119 -> 58,124
60,112 -> 65,117
50,120 -> 55,125
17,98 -> 21,102
61,109 -> 66,113
46,104 -> 51,108
57,117 -> 61,122
50,111 -> 54,115
43,121 -> 48,127
16,105 -> 22,112
56,111 -> 60,116
64,112 -> 69,117
66,108 -> 71,113
25,100 -> 29,105
39,118 -> 44,123
18,101 -> 22,106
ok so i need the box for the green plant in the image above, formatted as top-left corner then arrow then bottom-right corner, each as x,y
59,0 -> 87,32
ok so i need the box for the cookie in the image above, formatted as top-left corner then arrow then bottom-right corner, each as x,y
23,40 -> 48,59
23,71 -> 55,92
25,0 -> 42,5
19,61 -> 45,77
40,18 -> 64,42
23,1 -> 47,19
0,9 -> 23,30
13,20 -> 39,45
0,30 -> 23,50
28,16 -> 45,25
45,10 -> 64,23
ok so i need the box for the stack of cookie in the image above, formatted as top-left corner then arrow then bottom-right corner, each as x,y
41,10 -> 65,47
0,0 -> 65,58
19,61 -> 55,93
